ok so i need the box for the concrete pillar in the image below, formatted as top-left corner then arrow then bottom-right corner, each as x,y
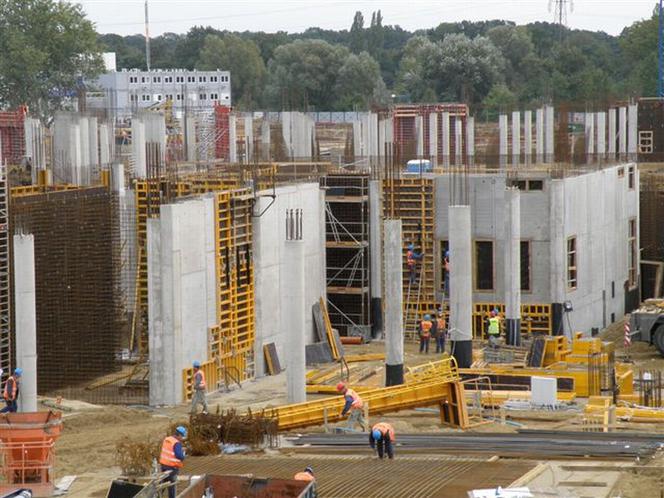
369,181 -> 383,337
545,105 -> 555,163
608,108 -> 617,158
628,104 -> 638,161
261,120 -> 270,161
111,163 -> 125,195
14,234 -> 37,412
585,113 -> 595,162
244,116 -> 253,163
549,180 -> 567,338
511,111 -> 521,167
132,120 -> 146,178
524,110 -> 532,164
229,115 -> 237,162
535,108 -> 544,163
285,239 -> 306,403
454,118 -> 463,166
429,113 -> 438,165
185,116 -> 197,162
466,117 -> 475,166
596,112 -> 606,159
499,114 -> 508,168
415,115 -> 424,158
384,219 -> 404,385
504,189 -> 521,346
448,206 -> 473,367
619,107 -> 627,159
442,112 -> 450,168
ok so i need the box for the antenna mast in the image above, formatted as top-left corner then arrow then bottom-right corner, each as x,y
145,0 -> 151,71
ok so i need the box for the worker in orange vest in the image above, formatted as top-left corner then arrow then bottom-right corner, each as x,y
159,426 -> 187,498
293,466 -> 317,496
435,310 -> 447,354
406,243 -> 423,285
336,382 -> 366,431
190,361 -> 208,415
1,368 -> 22,413
443,250 -> 450,298
419,315 -> 433,354
370,422 -> 395,459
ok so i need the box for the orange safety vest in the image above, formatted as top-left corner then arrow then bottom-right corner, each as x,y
372,422 -> 395,441
293,472 -> 315,482
420,320 -> 432,338
159,436 -> 183,468
437,318 -> 446,330
194,369 -> 206,389
407,250 -> 415,266
3,376 -> 17,401
345,388 -> 364,410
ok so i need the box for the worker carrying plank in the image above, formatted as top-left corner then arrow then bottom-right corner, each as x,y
159,425 -> 187,498
336,382 -> 366,431
1,368 -> 22,413
370,422 -> 395,459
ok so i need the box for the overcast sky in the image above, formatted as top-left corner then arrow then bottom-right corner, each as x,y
77,0 -> 657,37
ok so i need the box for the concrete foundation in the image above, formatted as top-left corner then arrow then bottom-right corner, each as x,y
285,240 -> 306,403
384,219 -> 404,385
448,206 -> 472,367
504,188 -> 521,346
369,180 -> 383,337
14,234 -> 37,412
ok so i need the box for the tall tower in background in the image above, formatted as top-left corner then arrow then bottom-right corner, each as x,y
549,0 -> 573,39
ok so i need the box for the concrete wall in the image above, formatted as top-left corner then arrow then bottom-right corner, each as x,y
253,182 -> 326,377
433,164 -> 639,334
148,197 -> 216,406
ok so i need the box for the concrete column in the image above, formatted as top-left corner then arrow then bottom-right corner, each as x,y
185,116 -> 197,162
511,111 -> 521,167
429,113 -> 438,165
549,180 -> 567,338
244,116 -> 253,163
442,112 -> 450,168
448,206 -> 473,367
111,163 -> 125,195
466,117 -> 475,166
618,107 -> 627,159
504,189 -> 521,346
14,234 -> 37,412
285,239 -> 306,403
132,120 -> 146,178
499,114 -> 508,168
369,180 -> 383,337
535,108 -> 544,163
454,118 -> 463,166
384,220 -> 404,385
415,115 -> 424,158
596,112 -> 606,160
608,108 -> 617,158
261,120 -> 271,161
524,110 -> 532,164
545,105 -> 555,163
628,104 -> 638,161
585,113 -> 595,162
229,115 -> 237,162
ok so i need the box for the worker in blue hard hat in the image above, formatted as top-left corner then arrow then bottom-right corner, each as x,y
419,315 -> 433,354
369,422 -> 395,459
190,360 -> 208,415
159,425 -> 187,498
1,368 -> 22,413
406,243 -> 423,285
293,466 -> 317,496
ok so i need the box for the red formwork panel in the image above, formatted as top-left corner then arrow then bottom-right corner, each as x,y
0,106 -> 27,165
393,103 -> 468,163
214,103 -> 231,161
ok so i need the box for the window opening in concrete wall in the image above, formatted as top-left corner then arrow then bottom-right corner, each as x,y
628,166 -> 635,189
440,240 -> 449,292
639,131 -> 654,154
520,240 -> 531,291
474,240 -> 494,291
629,218 -> 637,288
617,167 -> 624,178
528,180 -> 543,191
567,236 -> 577,290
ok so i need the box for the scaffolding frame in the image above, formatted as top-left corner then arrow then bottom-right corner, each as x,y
0,163 -> 9,382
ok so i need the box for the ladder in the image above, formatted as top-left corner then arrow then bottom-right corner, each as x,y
404,265 -> 423,339
0,161 -> 9,381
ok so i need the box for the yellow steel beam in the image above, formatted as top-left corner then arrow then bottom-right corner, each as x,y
306,385 -> 374,395
344,353 -> 385,362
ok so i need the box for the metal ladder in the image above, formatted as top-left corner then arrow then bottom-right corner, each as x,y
404,266 -> 423,339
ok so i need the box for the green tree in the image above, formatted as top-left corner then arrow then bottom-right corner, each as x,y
619,7 -> 658,96
482,83 -> 517,118
349,11 -> 367,53
334,51 -> 389,110
197,34 -> 266,109
0,0 -> 103,117
368,10 -> 385,60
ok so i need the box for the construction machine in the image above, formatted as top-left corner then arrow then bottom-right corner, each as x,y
629,299 -> 664,356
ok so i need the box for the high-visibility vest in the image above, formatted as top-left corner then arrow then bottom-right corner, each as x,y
346,388 -> 363,410
437,318 -> 446,330
407,250 -> 415,266
293,471 -> 315,482
159,436 -> 183,468
488,317 -> 501,336
372,422 -> 395,441
3,376 -> 17,401
194,369 -> 206,389
420,320 -> 432,338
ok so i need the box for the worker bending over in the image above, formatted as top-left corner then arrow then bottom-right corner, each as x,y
1,368 -> 22,413
370,422 -> 395,459
190,361 -> 208,415
293,466 -> 318,497
487,310 -> 502,347
406,243 -> 423,285
159,425 -> 187,498
419,314 -> 433,354
336,382 -> 366,431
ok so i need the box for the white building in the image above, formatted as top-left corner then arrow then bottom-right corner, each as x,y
90,68 -> 231,116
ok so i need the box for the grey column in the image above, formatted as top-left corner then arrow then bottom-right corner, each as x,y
545,105 -> 555,163
442,112 -> 450,168
429,113 -> 438,166
466,117 -> 475,166
511,111 -> 521,167
504,188 -> 521,346
535,108 -> 544,163
454,118 -> 463,166
111,163 -> 125,194
244,116 -> 253,163
369,180 -> 383,337
285,237 -> 306,404
448,206 -> 473,367
260,120 -> 271,161
524,110 -> 532,165
608,108 -> 617,159
585,113 -> 595,163
415,115 -> 424,158
384,219 -> 404,385
14,234 -> 37,412
628,104 -> 638,161
185,115 -> 197,162
549,180 -> 567,338
229,115 -> 237,162
596,112 -> 606,160
499,114 -> 508,168
618,107 -> 627,159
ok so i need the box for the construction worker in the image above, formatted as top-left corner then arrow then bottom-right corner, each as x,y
336,382 -> 366,431
190,361 -> 208,415
444,250 -> 450,297
487,310 -> 502,347
1,368 -> 22,413
406,243 -> 423,285
159,425 -> 187,498
293,466 -> 317,496
419,314 -> 433,354
435,310 -> 447,354
370,422 -> 395,459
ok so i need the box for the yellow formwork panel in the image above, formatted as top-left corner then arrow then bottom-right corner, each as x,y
10,184 -> 80,197
182,359 -> 221,401
473,303 -> 552,338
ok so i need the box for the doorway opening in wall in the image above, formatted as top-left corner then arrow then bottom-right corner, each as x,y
567,236 -> 577,291
520,240 -> 531,292
628,218 -> 637,289
474,240 -> 494,291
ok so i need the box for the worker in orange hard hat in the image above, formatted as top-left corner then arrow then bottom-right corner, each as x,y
336,382 -> 366,431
